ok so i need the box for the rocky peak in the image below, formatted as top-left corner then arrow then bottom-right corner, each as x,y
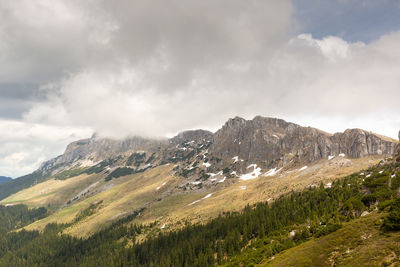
210,117 -> 398,169
331,129 -> 397,158
37,116 -> 398,177
170,129 -> 213,145
39,135 -> 168,174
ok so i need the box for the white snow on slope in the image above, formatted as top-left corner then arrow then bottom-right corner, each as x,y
188,193 -> 213,206
218,177 -> 226,183
156,182 -> 167,191
299,166 -> 308,171
188,200 -> 200,206
202,193 -> 213,199
240,164 -> 262,180
203,162 -> 211,168
328,155 -> 335,160
339,153 -> 345,157
208,171 -> 223,177
264,167 -> 283,177
232,156 -> 239,163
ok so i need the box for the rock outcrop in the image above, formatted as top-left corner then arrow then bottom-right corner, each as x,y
209,116 -> 397,168
38,116 -> 399,175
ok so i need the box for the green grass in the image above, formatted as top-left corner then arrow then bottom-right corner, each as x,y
258,212 -> 400,267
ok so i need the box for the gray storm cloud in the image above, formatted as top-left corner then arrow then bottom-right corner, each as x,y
0,0 -> 400,177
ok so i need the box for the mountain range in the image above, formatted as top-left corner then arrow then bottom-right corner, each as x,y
0,116 -> 399,266
39,116 -> 397,177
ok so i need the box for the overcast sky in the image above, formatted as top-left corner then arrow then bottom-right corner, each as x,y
1,0 -> 400,177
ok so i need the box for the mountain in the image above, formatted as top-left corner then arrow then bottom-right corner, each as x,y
0,116 -> 397,238
0,176 -> 11,184
0,135 -> 399,266
1,116 -> 396,205
0,116 -> 397,209
38,116 -> 397,176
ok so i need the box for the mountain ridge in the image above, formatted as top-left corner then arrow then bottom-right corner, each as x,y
0,116 -> 397,203
25,116 -> 397,177
39,116 -> 398,176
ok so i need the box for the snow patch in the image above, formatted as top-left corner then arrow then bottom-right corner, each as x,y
210,178 -> 217,182
208,171 -> 223,177
218,177 -> 226,183
299,166 -> 308,171
264,167 -> 283,177
239,164 -> 262,180
191,181 -> 201,185
328,155 -> 335,160
188,193 -> 213,206
203,162 -> 211,168
339,153 -> 345,157
232,156 -> 239,163
156,182 -> 167,191
188,200 -> 200,206
202,193 -> 213,199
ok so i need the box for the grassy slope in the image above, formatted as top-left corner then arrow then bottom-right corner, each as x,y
1,156 -> 384,237
260,212 -> 400,267
0,173 -> 100,210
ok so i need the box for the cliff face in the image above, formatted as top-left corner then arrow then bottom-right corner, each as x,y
38,116 -> 398,174
209,116 -> 397,168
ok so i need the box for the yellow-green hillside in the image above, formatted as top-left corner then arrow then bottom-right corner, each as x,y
260,212 -> 400,267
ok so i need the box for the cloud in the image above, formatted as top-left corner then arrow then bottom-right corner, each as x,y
26,31 -> 400,139
16,0 -> 294,137
0,119 -> 92,177
1,0 -> 400,177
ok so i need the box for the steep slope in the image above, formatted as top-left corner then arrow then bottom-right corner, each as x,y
260,213 -> 400,267
0,129 -> 399,266
210,116 -> 397,168
0,116 -> 397,237
32,116 -> 400,179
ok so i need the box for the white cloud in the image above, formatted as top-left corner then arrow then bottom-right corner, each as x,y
0,119 -> 92,177
1,0 -> 400,177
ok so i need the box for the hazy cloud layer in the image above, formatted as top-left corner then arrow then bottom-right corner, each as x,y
1,0 -> 400,177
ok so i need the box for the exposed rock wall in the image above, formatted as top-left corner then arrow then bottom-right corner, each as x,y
38,116 -> 398,173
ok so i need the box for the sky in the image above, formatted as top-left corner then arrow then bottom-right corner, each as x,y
1,0 -> 400,178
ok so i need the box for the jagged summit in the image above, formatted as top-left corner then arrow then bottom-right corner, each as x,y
37,116 -> 398,177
